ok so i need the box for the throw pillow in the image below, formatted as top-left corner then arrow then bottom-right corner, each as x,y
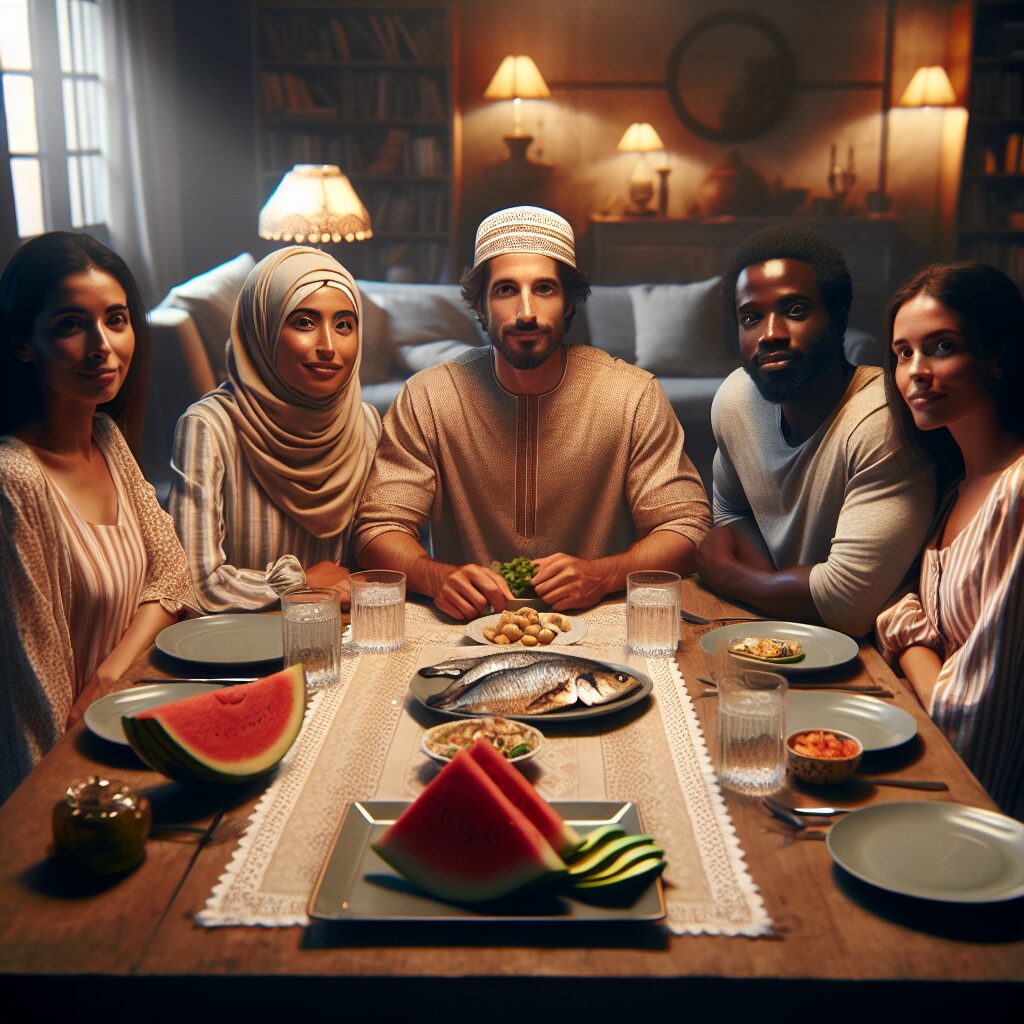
580,286 -> 636,362
361,283 -> 481,348
162,253 -> 256,378
629,277 -> 734,377
398,339 -> 477,374
358,292 -> 399,385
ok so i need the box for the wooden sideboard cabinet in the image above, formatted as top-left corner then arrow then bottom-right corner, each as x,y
589,215 -> 903,336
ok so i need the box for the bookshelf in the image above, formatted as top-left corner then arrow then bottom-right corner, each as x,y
956,0 -> 1024,287
253,1 -> 457,282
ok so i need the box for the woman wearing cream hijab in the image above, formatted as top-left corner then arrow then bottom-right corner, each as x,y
169,247 -> 381,612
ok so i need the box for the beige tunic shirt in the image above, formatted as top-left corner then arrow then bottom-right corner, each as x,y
354,345 -> 710,567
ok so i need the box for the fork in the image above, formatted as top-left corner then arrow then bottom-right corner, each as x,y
680,610 -> 766,625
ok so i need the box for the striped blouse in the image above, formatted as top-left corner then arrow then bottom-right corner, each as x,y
48,428 -> 148,691
169,393 -> 381,613
0,416 -> 197,802
876,455 -> 1024,818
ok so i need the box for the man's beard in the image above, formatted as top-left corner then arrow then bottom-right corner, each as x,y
490,320 -> 563,370
743,334 -> 843,403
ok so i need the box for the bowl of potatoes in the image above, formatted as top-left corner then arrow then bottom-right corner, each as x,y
466,608 -> 586,647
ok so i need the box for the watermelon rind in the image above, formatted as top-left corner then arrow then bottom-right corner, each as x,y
124,665 -> 307,784
467,738 -> 581,857
372,752 -> 566,903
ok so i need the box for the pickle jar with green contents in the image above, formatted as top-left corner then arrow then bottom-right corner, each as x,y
52,776 -> 152,874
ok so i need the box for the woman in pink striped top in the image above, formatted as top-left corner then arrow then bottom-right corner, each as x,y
0,233 -> 197,802
876,263 -> 1024,817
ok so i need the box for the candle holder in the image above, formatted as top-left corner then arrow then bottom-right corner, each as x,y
827,144 -> 856,204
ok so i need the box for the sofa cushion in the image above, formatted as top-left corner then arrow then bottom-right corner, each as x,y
160,252 -> 255,378
578,286 -> 635,362
398,339 -> 477,373
844,327 -> 883,367
629,277 -> 734,377
359,281 -> 481,348
358,293 -> 399,385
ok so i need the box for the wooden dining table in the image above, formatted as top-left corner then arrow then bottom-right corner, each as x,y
1,579 -> 1021,1019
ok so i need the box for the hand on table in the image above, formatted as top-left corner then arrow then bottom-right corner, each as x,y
305,560 -> 351,611
531,553 -> 610,612
435,564 -> 513,622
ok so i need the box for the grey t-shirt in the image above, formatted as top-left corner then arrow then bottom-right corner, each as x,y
711,365 -> 935,636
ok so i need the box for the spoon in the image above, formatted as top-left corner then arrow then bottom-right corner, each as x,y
680,610 -> 765,625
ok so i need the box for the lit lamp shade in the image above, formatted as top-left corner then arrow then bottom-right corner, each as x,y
258,164 -> 372,244
897,65 -> 957,108
484,55 -> 551,103
617,122 -> 665,154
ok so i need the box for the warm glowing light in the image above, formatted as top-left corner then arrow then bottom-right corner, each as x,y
617,123 -> 665,153
897,66 -> 957,108
258,164 -> 372,244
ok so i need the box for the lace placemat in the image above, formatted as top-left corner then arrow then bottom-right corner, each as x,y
198,603 -> 770,936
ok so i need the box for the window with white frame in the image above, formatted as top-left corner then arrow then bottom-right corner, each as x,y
1,0 -> 108,240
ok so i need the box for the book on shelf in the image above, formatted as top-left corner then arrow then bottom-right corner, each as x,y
1006,133 -> 1023,175
369,129 -> 410,174
328,17 -> 351,61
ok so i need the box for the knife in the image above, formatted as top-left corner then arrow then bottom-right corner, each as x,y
761,796 -> 808,828
857,777 -> 949,791
133,677 -> 257,685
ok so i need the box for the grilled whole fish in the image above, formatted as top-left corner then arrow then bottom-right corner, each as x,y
423,654 -> 642,715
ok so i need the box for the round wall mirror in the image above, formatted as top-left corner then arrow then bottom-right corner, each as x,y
666,13 -> 794,142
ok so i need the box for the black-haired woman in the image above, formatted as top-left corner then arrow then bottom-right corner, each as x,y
0,232 -> 196,801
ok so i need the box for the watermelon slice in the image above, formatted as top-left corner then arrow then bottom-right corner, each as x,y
372,751 -> 566,903
467,738 -> 580,857
123,665 -> 307,784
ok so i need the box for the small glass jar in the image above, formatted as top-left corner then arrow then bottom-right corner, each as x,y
52,776 -> 151,874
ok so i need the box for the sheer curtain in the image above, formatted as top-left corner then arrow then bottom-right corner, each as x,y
101,0 -> 182,305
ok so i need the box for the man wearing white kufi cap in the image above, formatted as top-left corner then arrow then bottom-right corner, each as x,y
354,206 -> 710,621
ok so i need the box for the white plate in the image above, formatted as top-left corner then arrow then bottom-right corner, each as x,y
420,718 -> 544,765
828,802 -> 1024,903
156,613 -> 283,666
465,613 -> 587,647
700,620 -> 859,674
84,682 -> 227,745
786,692 -> 917,752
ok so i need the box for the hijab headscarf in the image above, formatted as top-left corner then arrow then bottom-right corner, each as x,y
209,246 -> 370,538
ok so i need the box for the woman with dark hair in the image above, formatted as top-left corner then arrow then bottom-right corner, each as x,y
876,262 -> 1024,817
0,232 -> 196,801
168,246 -> 380,613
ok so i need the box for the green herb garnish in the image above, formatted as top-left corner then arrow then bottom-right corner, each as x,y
490,557 -> 538,597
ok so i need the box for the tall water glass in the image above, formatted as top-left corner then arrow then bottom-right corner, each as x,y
350,570 -> 406,651
717,670 -> 787,795
281,588 -> 342,689
626,571 -> 681,655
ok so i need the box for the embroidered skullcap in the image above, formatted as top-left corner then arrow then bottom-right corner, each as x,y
473,205 -> 576,269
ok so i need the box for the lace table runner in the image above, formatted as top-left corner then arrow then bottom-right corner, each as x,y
198,603 -> 770,936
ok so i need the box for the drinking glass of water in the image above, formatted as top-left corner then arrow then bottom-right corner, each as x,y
626,571 -> 681,655
717,670 -> 787,796
350,570 -> 406,651
281,588 -> 342,689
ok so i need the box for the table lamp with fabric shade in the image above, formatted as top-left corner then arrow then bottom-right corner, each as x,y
484,55 -> 551,161
258,164 -> 372,244
617,123 -> 666,216
897,65 -> 957,108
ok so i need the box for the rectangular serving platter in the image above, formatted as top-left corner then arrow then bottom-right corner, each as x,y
309,799 -> 665,923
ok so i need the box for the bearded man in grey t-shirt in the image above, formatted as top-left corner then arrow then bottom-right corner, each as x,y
696,224 -> 934,637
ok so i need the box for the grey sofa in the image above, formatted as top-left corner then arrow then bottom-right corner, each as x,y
142,252 -> 882,503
